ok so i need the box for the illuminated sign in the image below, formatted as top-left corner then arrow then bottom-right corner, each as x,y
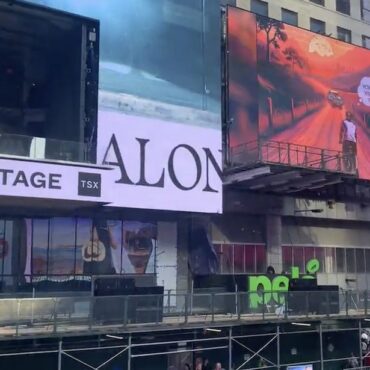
0,158 -> 108,202
248,259 -> 320,308
98,112 -> 222,213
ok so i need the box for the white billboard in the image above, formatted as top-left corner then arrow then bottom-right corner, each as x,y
98,109 -> 222,213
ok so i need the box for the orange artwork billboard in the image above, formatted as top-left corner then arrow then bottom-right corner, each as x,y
227,7 -> 370,180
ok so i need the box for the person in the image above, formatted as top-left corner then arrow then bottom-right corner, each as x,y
195,357 -> 203,370
214,363 -> 224,370
257,358 -> 268,368
346,352 -> 359,368
203,358 -> 212,370
339,111 -> 357,174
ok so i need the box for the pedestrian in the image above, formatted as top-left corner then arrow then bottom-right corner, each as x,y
346,352 -> 359,368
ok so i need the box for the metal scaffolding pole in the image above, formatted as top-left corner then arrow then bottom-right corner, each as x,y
128,334 -> 132,370
58,340 -> 62,370
277,325 -> 280,370
319,324 -> 324,370
229,327 -> 232,370
359,321 -> 363,367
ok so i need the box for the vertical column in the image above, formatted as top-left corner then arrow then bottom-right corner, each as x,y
128,334 -> 132,370
277,325 -> 280,370
319,324 -> 324,370
177,219 -> 190,309
266,214 -> 282,273
58,341 -> 62,370
229,327 -> 233,370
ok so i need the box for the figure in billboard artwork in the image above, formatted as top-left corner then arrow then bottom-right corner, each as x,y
228,7 -> 370,180
83,219 -> 117,275
340,111 -> 358,173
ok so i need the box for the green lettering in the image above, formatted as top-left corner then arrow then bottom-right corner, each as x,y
291,266 -> 300,279
248,276 -> 271,309
272,276 -> 289,305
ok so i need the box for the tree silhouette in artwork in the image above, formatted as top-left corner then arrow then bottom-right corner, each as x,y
283,47 -> 304,71
257,17 -> 287,62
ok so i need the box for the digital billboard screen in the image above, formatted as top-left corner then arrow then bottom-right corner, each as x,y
22,0 -> 222,213
227,6 -> 370,181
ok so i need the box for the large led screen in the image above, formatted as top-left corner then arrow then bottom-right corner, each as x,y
23,0 -> 222,213
228,6 -> 370,180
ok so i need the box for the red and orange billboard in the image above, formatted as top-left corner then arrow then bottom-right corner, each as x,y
227,7 -> 370,180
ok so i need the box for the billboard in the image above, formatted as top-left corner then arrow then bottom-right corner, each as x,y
228,6 -> 370,180
22,0 -> 222,213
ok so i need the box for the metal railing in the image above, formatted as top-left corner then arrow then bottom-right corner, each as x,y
229,140 -> 355,174
0,289 -> 368,339
0,133 -> 90,163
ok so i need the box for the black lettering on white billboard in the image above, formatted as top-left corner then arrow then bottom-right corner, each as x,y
136,138 -> 165,188
202,148 -> 223,193
102,134 -> 134,184
168,144 -> 201,191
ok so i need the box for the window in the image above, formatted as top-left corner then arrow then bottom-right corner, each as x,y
366,249 -> 370,273
337,26 -> 352,43
251,0 -> 268,17
325,248 -> 336,273
336,248 -> 345,273
336,0 -> 351,15
256,245 -> 267,273
361,0 -> 370,22
293,247 -> 304,272
233,244 -> 244,273
362,35 -> 370,49
310,18 -> 326,34
356,249 -> 365,273
310,0 -> 325,5
282,246 -> 293,273
281,8 -> 298,26
314,247 -> 325,273
214,243 -> 266,274
346,248 -> 356,273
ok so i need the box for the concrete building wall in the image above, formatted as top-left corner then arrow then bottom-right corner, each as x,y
236,0 -> 370,47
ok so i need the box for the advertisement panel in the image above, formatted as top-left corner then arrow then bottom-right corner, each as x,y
228,7 -> 370,181
23,0 -> 222,213
28,217 -> 156,278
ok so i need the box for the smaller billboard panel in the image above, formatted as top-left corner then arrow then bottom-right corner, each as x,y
227,7 -> 370,181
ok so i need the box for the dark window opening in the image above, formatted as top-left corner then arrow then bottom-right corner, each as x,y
336,0 -> 351,15
337,26 -> 352,43
310,18 -> 326,34
310,0 -> 325,5
251,0 -> 268,17
281,8 -> 298,26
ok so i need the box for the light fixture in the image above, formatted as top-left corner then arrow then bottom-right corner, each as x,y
205,328 -> 222,333
292,322 -> 311,327
291,347 -> 298,355
364,319 -> 370,322
106,334 -> 124,340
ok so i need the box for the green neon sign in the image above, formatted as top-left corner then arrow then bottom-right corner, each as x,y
248,258 -> 320,309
